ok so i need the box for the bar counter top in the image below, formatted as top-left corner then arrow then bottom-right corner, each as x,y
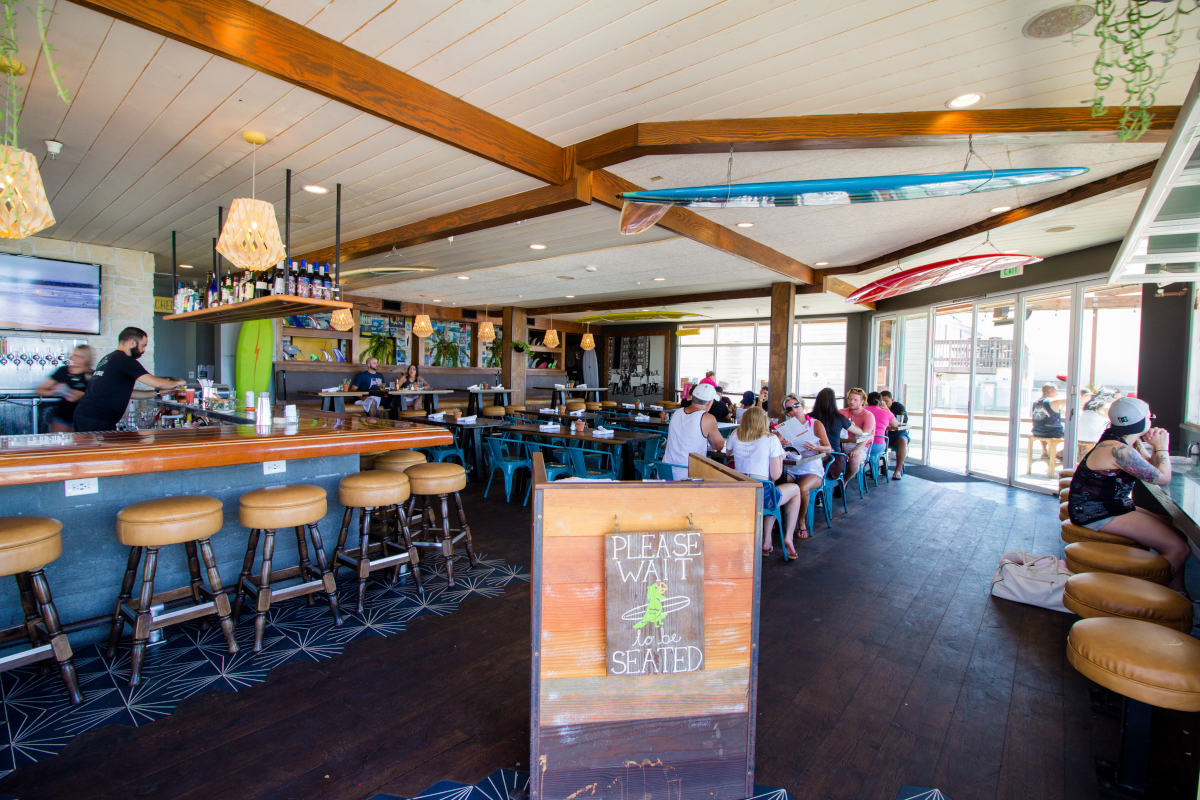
0,408 -> 451,487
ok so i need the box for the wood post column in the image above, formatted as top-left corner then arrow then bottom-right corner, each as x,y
502,306 -> 528,405
768,282 -> 795,418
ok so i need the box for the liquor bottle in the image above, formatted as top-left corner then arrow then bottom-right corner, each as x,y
272,261 -> 286,295
254,269 -> 269,299
316,263 -> 328,300
285,259 -> 296,296
297,259 -> 311,298
305,260 -> 316,298
222,274 -> 233,305
174,282 -> 184,314
207,273 -> 218,307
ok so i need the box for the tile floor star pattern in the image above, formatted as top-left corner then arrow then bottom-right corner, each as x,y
369,769 -> 795,800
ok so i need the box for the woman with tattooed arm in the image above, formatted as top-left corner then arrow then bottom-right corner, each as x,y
1067,396 -> 1189,592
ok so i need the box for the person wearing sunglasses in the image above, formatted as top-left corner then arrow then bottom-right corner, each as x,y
1067,396 -> 1188,592
777,397 -> 832,540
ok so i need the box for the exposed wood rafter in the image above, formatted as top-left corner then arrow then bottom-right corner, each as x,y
821,159 -> 1158,277
524,287 -> 775,317
573,108 -> 1179,169
73,0 -> 568,184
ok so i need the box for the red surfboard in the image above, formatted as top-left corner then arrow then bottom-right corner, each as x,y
847,254 -> 1042,304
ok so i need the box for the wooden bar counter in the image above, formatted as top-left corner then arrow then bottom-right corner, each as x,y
0,406 -> 451,645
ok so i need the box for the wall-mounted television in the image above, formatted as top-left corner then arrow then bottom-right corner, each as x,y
0,253 -> 101,335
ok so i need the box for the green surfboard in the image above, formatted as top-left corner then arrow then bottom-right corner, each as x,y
235,319 -> 274,400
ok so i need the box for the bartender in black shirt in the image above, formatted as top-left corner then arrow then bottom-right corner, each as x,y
73,327 -> 185,432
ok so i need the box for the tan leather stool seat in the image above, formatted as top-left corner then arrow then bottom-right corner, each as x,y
1067,617 -> 1200,711
1064,572 -> 1193,632
117,496 -> 223,547
1059,487 -> 1070,502
1059,478 -> 1072,491
505,405 -> 526,414
239,484 -> 326,530
407,462 -> 467,494
1064,541 -> 1171,584
1061,520 -> 1141,548
374,450 -> 427,472
0,517 -> 62,576
565,401 -> 585,411
339,470 -> 411,508
1059,469 -> 1075,479
600,400 -> 618,409
481,405 -> 506,418
1059,501 -> 1070,521
584,401 -> 602,411
660,400 -> 680,409
398,409 -> 427,419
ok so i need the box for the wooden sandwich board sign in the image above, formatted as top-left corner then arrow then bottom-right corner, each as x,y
605,530 -> 705,677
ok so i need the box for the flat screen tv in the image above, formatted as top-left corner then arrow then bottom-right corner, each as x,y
0,253 -> 101,335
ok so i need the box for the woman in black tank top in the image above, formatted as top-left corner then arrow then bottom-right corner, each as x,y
1066,400 -> 1187,592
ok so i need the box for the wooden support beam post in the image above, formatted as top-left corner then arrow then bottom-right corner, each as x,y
502,306 -> 527,405
768,282 -> 795,418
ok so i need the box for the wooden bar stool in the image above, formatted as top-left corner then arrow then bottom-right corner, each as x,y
600,400 -> 618,409
1063,572 -> 1193,631
1060,520 -> 1141,547
1063,541 -> 1171,584
374,449 -> 427,473
333,470 -> 423,613
107,496 -> 238,686
504,405 -> 526,415
584,401 -> 602,411
405,462 -> 475,586
1058,501 -> 1069,521
0,517 -> 82,704
397,409 -> 427,420
481,405 -> 506,419
565,400 -> 586,412
659,400 -> 681,410
234,484 -> 343,651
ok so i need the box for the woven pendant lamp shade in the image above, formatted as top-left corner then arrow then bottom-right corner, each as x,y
543,327 -> 559,348
413,314 -> 433,338
331,308 -> 354,331
216,197 -> 286,271
0,146 -> 54,238
478,320 -> 495,343
580,332 -> 595,351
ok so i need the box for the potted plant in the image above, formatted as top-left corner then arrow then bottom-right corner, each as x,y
362,333 -> 395,365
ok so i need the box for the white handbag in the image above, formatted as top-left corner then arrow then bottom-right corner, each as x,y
989,551 -> 1072,613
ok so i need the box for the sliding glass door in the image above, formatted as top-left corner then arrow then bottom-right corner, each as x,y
928,304 -> 972,473
897,312 -> 928,461
1015,290 -> 1074,491
970,300 -> 1016,480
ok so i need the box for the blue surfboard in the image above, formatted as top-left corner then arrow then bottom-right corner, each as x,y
617,167 -> 1087,208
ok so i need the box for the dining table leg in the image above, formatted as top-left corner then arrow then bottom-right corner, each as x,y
332,396 -> 345,413
466,394 -> 478,417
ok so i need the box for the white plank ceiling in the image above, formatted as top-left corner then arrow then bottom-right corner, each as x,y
8,0 -> 1200,321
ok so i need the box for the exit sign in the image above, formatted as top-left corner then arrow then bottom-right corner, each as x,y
1000,264 -> 1024,279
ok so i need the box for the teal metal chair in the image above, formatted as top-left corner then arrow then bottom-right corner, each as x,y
757,479 -> 790,563
420,428 -> 468,471
563,446 -> 620,480
523,442 -> 571,505
803,456 -> 841,534
482,436 -> 532,502
633,436 -> 665,479
650,461 -> 688,480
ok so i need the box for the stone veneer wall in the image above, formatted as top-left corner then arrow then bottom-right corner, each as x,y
0,235 -> 157,374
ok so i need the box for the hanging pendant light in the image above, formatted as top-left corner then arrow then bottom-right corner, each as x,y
216,131 -> 286,271
478,304 -> 495,343
543,314 -> 559,349
330,307 -> 354,332
0,144 -> 54,238
580,322 -> 595,351
413,303 -> 433,338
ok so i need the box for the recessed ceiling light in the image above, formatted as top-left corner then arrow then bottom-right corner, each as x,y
565,294 -> 575,298
814,261 -> 829,267
736,222 -> 754,228
945,92 -> 984,109
178,263 -> 193,269
653,277 -> 666,282
530,243 -> 547,250
640,308 -> 649,312
302,184 -> 328,194
456,275 -> 470,280
584,265 -> 598,272
990,205 -> 1012,213
1046,225 -> 1075,233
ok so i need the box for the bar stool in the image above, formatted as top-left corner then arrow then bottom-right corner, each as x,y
374,449 -> 427,472
584,401 -> 602,411
1063,541 -> 1171,584
107,496 -> 238,685
1063,572 -> 1192,631
0,517 -> 82,704
1058,501 -> 1069,521
1060,520 -> 1141,548
565,400 -> 586,412
600,400 -> 617,409
504,405 -> 526,415
333,470 -> 423,614
481,405 -> 506,419
398,409 -> 427,420
659,400 -> 681,410
405,462 -> 475,586
234,484 -> 343,651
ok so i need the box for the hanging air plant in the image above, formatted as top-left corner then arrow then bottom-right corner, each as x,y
1084,0 -> 1197,142
0,0 -> 69,238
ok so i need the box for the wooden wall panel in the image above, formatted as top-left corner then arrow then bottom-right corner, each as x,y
541,486 -> 755,537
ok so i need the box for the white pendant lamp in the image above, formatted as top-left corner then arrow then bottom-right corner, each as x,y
216,131 -> 286,271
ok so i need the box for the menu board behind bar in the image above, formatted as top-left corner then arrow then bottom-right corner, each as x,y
531,465 -> 761,800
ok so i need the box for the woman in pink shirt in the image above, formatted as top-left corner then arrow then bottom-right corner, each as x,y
865,391 -> 897,478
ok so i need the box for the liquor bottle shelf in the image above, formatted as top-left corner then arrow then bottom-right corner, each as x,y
163,295 -> 352,324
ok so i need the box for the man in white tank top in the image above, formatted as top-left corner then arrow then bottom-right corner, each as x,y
663,382 -> 726,479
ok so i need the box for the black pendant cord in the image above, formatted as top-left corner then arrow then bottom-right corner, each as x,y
285,167 -> 291,258
171,230 -> 177,290
335,183 -> 342,295
215,205 -> 224,287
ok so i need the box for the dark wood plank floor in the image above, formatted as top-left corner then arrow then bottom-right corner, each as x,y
2,474 -> 1193,799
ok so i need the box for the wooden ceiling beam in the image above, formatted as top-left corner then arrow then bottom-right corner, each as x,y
297,170 -> 592,264
573,108 -> 1179,169
524,287 -> 774,317
591,170 -> 815,284
73,0 -> 568,184
821,159 -> 1159,277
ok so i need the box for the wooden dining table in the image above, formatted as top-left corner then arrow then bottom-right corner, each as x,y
420,415 -> 508,475
310,390 -> 365,413
388,388 -> 453,416
464,387 -> 512,416
550,386 -> 609,405
498,422 -> 657,479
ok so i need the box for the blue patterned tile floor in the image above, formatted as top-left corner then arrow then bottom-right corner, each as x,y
0,552 -> 528,780
370,769 -> 795,800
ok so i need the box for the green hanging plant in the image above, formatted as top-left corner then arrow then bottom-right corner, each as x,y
1083,0 -> 1198,142
362,332 -> 395,364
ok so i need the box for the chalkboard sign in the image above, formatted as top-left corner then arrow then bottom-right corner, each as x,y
605,530 -> 704,677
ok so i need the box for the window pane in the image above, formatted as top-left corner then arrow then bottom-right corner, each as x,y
754,345 -> 770,390
678,346 -> 713,385
686,325 -> 715,345
799,318 -> 847,343
717,323 -> 755,344
716,347 -> 754,392
797,344 -> 845,398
